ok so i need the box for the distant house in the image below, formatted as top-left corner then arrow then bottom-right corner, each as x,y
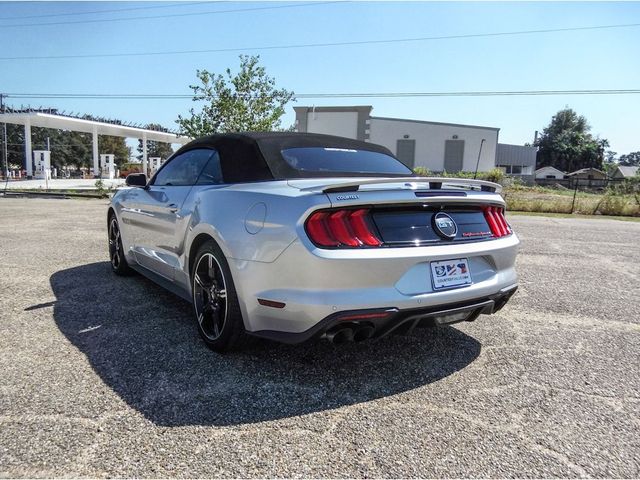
495,143 -> 537,184
566,168 -> 607,188
612,165 -> 639,179
534,166 -> 566,180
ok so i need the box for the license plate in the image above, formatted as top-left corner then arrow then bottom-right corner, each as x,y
430,258 -> 472,290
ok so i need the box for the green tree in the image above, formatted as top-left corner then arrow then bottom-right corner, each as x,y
64,131 -> 92,170
602,150 -> 619,176
5,123 -> 25,170
31,127 -> 68,171
99,135 -> 130,166
605,150 -> 617,163
5,125 -> 90,171
176,55 -> 295,137
618,151 -> 640,167
137,123 -> 174,161
534,108 -> 608,172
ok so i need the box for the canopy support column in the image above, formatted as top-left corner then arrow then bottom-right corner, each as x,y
142,133 -> 148,176
92,126 -> 99,177
24,118 -> 32,177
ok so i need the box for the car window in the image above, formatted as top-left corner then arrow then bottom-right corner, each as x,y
281,147 -> 412,175
153,149 -> 214,186
196,150 -> 224,185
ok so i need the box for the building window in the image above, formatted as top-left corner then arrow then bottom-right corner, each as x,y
498,165 -> 532,175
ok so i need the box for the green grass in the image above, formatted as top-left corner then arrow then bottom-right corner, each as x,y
507,210 -> 640,223
503,186 -> 640,217
1,188 -> 107,198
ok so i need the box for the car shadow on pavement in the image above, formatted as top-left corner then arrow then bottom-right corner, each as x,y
49,262 -> 481,427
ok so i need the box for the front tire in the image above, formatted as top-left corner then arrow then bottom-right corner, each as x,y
108,215 -> 133,276
191,240 -> 250,352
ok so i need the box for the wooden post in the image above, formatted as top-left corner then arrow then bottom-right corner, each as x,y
570,180 -> 579,214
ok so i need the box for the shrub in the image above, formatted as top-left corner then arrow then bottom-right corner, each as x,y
431,168 -> 506,184
481,168 -> 505,184
596,194 -> 640,216
94,179 -> 111,198
608,176 -> 640,195
506,197 -> 572,213
413,166 -> 431,176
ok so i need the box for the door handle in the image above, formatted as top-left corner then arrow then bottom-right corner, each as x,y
168,203 -> 179,213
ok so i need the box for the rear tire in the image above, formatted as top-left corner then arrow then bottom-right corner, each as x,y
191,240 -> 251,352
108,215 -> 133,276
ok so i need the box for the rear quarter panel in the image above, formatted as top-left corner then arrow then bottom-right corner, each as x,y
183,182 -> 331,265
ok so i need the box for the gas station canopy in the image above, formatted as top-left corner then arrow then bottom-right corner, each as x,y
0,111 -> 192,176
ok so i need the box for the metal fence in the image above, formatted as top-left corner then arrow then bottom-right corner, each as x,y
535,177 -> 629,191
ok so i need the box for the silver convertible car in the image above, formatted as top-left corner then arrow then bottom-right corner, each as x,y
108,132 -> 519,352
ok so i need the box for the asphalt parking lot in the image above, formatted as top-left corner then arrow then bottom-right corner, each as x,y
1,197 -> 638,478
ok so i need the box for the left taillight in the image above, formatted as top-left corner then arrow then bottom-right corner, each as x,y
482,206 -> 512,238
305,208 -> 382,248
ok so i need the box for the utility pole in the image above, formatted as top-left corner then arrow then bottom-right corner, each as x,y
1,93 -> 8,181
473,138 -> 486,180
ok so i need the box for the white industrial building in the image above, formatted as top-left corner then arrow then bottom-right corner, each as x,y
495,143 -> 537,184
294,106 -> 499,173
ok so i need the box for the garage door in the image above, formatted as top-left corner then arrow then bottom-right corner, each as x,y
444,140 -> 464,173
396,139 -> 416,169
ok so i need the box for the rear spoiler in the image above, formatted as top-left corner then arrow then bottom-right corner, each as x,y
296,177 -> 502,194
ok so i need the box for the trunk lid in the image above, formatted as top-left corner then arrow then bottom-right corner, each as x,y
293,177 -> 511,248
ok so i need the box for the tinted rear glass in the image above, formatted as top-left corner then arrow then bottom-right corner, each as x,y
281,147 -> 412,176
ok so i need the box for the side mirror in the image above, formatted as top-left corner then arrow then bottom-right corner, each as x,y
125,173 -> 147,187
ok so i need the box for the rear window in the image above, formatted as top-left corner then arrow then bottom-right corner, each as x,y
281,147 -> 412,176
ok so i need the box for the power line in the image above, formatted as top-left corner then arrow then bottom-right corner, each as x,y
297,89 -> 640,98
0,1 -> 342,28
5,89 -> 640,100
0,2 -> 215,21
2,22 -> 638,60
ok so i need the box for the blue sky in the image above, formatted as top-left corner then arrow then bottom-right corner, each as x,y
1,1 -> 639,154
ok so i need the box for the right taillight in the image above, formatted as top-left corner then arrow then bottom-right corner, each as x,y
483,206 -> 512,238
305,208 -> 382,248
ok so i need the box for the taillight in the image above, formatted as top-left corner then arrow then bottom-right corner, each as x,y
496,208 -> 512,235
327,210 -> 360,247
349,209 -> 382,246
306,212 -> 339,247
483,206 -> 512,238
305,208 -> 382,248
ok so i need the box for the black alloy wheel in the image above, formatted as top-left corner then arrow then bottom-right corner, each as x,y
108,215 -> 133,275
191,240 -> 251,352
193,252 -> 229,341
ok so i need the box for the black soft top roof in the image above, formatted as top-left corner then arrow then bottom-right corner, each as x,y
172,132 -> 402,182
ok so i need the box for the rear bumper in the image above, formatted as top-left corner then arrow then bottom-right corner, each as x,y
252,285 -> 518,344
229,233 -> 520,337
